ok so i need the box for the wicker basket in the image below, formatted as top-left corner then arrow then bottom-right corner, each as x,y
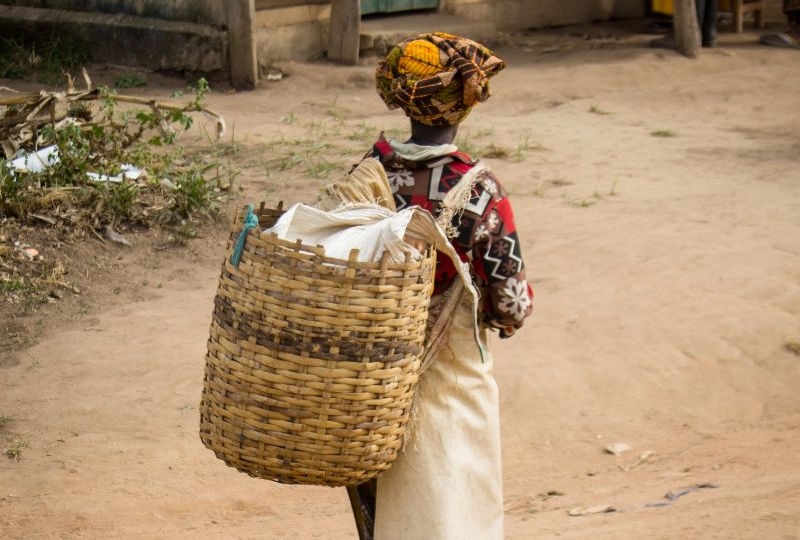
199,203 -> 436,487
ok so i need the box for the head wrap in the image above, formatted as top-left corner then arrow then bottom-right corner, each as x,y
375,32 -> 505,127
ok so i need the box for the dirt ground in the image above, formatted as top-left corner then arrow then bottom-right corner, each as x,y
2,18 -> 800,540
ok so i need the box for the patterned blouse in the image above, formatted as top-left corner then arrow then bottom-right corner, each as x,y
364,135 -> 533,338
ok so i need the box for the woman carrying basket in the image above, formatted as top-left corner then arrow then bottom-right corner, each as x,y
345,32 -> 534,540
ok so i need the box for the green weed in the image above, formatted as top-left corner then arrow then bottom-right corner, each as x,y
281,111 -> 297,125
0,416 -> 28,461
651,129 -> 676,138
589,105 -> 612,115
171,165 -> 222,219
0,31 -> 90,85
114,73 -> 147,88
2,434 -> 29,461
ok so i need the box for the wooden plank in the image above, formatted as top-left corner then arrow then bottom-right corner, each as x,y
255,0 -> 328,10
328,0 -> 360,65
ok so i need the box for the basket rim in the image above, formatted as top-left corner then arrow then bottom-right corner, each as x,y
239,229 -> 437,271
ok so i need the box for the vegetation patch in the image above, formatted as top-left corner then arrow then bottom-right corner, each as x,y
0,30 -> 91,86
1,67 -> 237,317
0,415 -> 28,461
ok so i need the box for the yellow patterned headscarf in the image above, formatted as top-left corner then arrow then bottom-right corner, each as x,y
375,32 -> 505,127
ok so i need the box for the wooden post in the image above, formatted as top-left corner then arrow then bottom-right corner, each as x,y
228,0 -> 258,90
329,0 -> 361,65
673,0 -> 700,58
732,0 -> 766,33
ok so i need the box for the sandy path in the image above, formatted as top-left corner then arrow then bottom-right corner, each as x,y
2,22 -> 799,539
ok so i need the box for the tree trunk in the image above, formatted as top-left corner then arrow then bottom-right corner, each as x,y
673,0 -> 701,58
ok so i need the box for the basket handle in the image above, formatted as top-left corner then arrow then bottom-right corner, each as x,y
230,204 -> 259,267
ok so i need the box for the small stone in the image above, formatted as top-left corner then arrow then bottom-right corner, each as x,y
605,442 -> 632,456
21,247 -> 39,260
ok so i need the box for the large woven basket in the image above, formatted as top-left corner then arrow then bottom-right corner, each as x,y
199,203 -> 436,487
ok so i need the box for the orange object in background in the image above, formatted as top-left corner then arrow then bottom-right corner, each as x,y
652,0 -> 734,16
652,0 -> 674,15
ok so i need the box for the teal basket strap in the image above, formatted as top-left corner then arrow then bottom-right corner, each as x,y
230,204 -> 259,267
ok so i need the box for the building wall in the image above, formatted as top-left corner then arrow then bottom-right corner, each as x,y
0,1 -> 229,74
445,0 -> 644,30
15,0 -> 774,86
253,0 -> 330,67
251,0 -> 645,69
0,0 -> 225,25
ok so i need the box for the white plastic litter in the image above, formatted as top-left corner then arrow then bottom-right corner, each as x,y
85,164 -> 144,183
9,145 -> 59,174
7,145 -> 143,183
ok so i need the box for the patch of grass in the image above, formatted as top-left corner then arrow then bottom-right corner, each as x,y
0,276 -> 26,294
280,111 -> 297,125
171,165 -> 222,219
306,158 -> 343,179
457,130 -> 545,162
561,179 -> 620,208
589,105 -> 612,115
512,134 -> 547,162
0,255 -> 63,311
651,129 -> 676,138
0,31 -> 90,85
481,144 -> 510,159
567,196 -> 597,208
25,358 -> 41,371
102,181 -> 140,220
171,220 -> 199,243
2,433 -> 29,461
114,73 -> 147,88
346,121 -> 379,143
0,416 -> 28,461
258,135 -> 348,180
530,183 -> 546,197
456,129 -> 492,156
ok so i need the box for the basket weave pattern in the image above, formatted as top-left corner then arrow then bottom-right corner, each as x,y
199,207 -> 436,487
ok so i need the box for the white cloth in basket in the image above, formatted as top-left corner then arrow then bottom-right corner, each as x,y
264,203 -> 423,262
265,202 -> 463,268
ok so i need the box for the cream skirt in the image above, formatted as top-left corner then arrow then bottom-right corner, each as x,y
374,299 -> 504,540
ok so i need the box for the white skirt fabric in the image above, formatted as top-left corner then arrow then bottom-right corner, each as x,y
374,299 -> 504,540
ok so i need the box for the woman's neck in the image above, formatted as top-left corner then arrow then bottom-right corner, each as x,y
407,121 -> 458,146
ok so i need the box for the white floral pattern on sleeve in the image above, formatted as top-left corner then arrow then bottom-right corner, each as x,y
497,278 -> 532,321
486,210 -> 500,233
474,224 -> 490,242
480,177 -> 499,196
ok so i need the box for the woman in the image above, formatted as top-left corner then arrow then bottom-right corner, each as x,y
345,32 -> 534,540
